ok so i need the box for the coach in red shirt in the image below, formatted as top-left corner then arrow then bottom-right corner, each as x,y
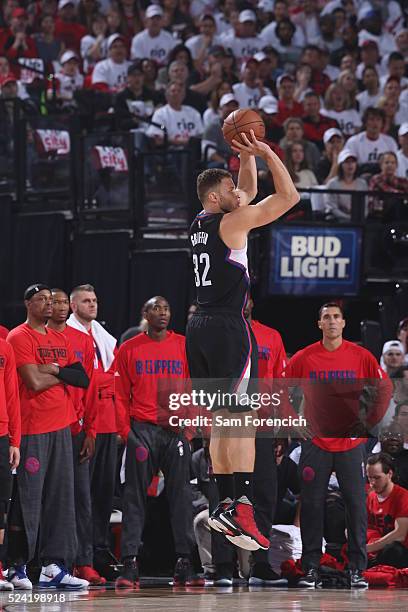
283,302 -> 392,589
0,337 -> 20,591
6,284 -> 89,591
366,452 -> 408,568
115,296 -> 200,589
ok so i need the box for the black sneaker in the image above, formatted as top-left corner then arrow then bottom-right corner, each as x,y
115,557 -> 139,589
348,569 -> 368,589
297,568 -> 322,588
94,549 -> 122,582
173,557 -> 204,587
248,563 -> 288,586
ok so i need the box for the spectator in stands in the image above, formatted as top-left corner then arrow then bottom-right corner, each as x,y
131,5 -> 176,67
147,81 -> 203,146
261,45 -> 283,84
357,67 -> 381,115
51,50 -> 84,108
92,33 -> 130,93
331,22 -> 358,67
161,0 -> 193,36
252,51 -> 274,92
369,152 -> 408,215
77,0 -> 99,32
366,452 -> 408,569
275,73 -> 303,126
377,96 -> 401,141
201,92 -> 237,168
1,7 -> 38,63
232,57 -> 271,109
337,70 -> 358,110
80,13 -> 108,74
393,29 -> 408,68
316,127 -> 344,184
34,14 -> 64,65
258,94 -> 284,147
260,0 -> 305,49
55,0 -> 87,54
340,54 -> 357,75
381,340 -> 406,377
166,60 -> 207,114
271,17 -> 302,70
392,367 -> 408,412
318,13 -> 342,53
220,9 -> 264,67
397,318 -> 408,357
356,39 -> 381,81
106,7 -> 127,39
114,61 -> 164,131
185,14 -> 220,72
380,52 -> 408,91
396,400 -> 408,446
357,9 -> 397,55
293,63 -> 313,103
374,423 -> 408,490
346,108 -> 398,170
324,149 -> 367,222
202,81 -> 232,128
141,57 -> 159,91
114,0 -> 143,40
291,0 -> 320,47
321,84 -> 362,137
285,141 -> 318,189
302,91 -> 338,152
301,45 -> 331,97
279,117 -> 320,172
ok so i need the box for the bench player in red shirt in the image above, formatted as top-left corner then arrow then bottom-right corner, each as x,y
283,302 -> 392,589
0,338 -> 20,591
114,296 -> 202,589
366,452 -> 408,568
48,289 -> 105,586
6,284 -> 89,590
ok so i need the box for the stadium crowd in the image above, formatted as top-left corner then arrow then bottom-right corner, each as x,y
0,0 -> 408,221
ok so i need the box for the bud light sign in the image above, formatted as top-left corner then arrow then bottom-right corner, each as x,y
269,226 -> 362,296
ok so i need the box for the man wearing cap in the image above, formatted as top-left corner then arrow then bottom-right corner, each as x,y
6,284 -> 89,590
0,8 -> 38,64
219,10 -> 264,67
92,34 -> 130,93
396,123 -> 408,179
381,341 -> 406,377
131,5 -> 176,67
316,127 -> 344,184
356,39 -> 383,81
55,0 -> 87,54
258,94 -> 284,146
202,92 -> 238,168
302,92 -> 339,151
51,50 -> 84,105
324,149 -> 367,222
232,57 -> 271,109
275,73 -> 304,126
115,61 -> 164,131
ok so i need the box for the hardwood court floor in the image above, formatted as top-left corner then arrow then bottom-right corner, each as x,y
2,584 -> 408,611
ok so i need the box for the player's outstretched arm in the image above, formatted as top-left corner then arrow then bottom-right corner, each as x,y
236,151 -> 257,206
228,131 -> 299,231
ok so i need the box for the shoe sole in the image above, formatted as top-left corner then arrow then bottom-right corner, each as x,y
248,577 -> 288,586
213,579 -> 233,587
10,583 -> 33,590
208,515 -> 236,536
38,584 -> 88,590
297,582 -> 322,589
220,513 -> 269,550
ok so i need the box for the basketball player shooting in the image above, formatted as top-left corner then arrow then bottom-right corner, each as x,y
186,130 -> 299,551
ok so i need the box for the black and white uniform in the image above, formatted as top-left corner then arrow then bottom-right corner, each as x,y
186,211 -> 258,411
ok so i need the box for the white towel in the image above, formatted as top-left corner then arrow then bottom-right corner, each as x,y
67,314 -> 116,372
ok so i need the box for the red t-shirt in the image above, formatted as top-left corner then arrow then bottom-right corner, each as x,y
367,484 -> 408,549
0,325 -> 9,340
276,99 -> 304,126
7,323 -> 77,435
282,340 -> 392,452
54,18 -> 87,54
115,331 -> 189,440
63,325 -> 97,438
0,339 -> 21,447
251,320 -> 287,381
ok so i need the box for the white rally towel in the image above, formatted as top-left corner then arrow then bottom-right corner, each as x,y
67,314 -> 116,372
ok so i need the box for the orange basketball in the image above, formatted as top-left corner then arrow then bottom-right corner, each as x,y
222,108 -> 265,146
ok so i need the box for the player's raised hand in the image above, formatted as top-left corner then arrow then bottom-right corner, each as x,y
231,130 -> 273,160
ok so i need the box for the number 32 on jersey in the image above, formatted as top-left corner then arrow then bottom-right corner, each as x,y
192,253 -> 212,287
